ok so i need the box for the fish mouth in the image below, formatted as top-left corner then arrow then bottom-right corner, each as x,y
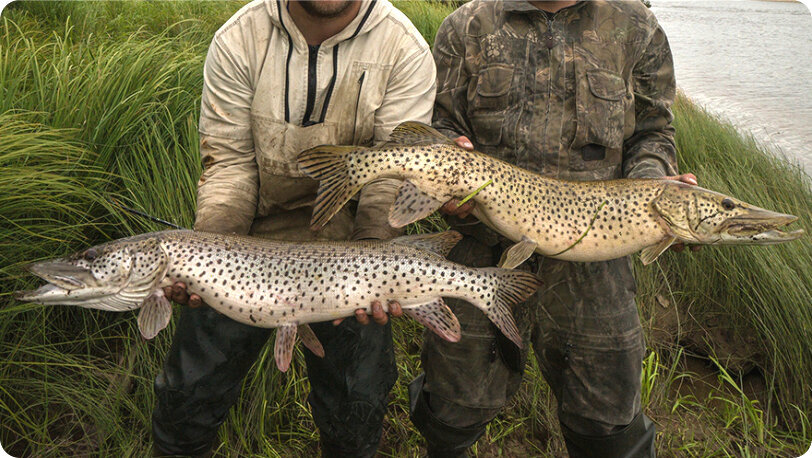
24,261 -> 95,290
14,283 -> 72,304
14,261 -> 113,305
722,211 -> 804,243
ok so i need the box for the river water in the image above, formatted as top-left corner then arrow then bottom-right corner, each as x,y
650,0 -> 811,172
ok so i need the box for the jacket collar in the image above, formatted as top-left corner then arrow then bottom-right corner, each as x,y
266,0 -> 390,50
503,0 -> 587,15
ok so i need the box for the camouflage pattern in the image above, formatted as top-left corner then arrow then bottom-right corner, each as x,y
417,236 -> 644,434
432,0 -> 678,181
412,0 -> 677,451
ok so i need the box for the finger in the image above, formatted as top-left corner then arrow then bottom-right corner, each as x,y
440,199 -> 461,215
371,301 -> 388,325
188,294 -> 203,308
355,308 -> 370,325
670,243 -> 686,253
389,301 -> 403,318
690,245 -> 702,252
172,282 -> 186,297
162,286 -> 173,300
333,318 -> 344,326
681,173 -> 698,186
665,174 -> 698,186
456,201 -> 476,218
174,290 -> 190,305
454,136 -> 474,150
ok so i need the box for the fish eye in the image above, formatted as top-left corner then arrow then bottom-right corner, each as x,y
84,248 -> 98,260
721,199 -> 735,211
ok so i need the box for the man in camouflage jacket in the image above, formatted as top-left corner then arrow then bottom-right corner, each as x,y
408,1 -> 695,457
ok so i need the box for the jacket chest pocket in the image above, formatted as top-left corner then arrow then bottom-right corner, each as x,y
470,64 -> 515,146
340,61 -> 389,146
251,114 -> 335,178
570,58 -> 628,173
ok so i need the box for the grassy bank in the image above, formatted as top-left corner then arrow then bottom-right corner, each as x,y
1,1 -> 810,456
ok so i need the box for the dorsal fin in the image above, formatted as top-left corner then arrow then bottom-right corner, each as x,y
384,121 -> 455,146
391,231 -> 462,257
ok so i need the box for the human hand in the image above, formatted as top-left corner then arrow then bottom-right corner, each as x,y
162,281 -> 205,308
437,136 -> 479,219
454,136 -> 474,151
332,300 -> 403,326
664,173 -> 698,186
664,173 -> 701,252
439,198 -> 476,219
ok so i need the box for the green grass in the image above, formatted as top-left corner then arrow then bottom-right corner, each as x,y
1,1 -> 810,456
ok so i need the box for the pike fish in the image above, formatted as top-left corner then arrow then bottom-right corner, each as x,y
298,122 -> 803,269
15,230 -> 540,371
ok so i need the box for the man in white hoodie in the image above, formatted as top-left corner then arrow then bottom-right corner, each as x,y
152,1 -> 435,456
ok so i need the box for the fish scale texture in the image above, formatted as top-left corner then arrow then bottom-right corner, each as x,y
124,231 -> 541,348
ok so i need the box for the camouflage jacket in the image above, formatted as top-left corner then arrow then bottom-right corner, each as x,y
433,0 -> 678,182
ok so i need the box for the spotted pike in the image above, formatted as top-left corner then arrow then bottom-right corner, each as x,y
15,230 -> 540,371
299,122 -> 803,269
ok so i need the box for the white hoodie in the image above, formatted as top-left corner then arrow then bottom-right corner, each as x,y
195,0 -> 436,240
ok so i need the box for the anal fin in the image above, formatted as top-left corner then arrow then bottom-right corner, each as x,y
388,180 -> 444,228
498,237 -> 538,269
297,324 -> 324,358
274,324 -> 297,372
640,236 -> 677,265
402,298 -> 461,342
137,289 -> 172,340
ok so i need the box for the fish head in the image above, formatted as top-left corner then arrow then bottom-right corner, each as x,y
652,182 -> 804,245
15,236 -> 168,311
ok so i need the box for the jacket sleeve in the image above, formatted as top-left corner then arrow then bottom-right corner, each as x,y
622,24 -> 679,179
194,37 -> 258,235
351,42 -> 437,241
431,14 -> 473,141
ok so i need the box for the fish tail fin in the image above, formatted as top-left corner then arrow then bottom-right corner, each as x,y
482,268 -> 542,349
298,145 -> 367,230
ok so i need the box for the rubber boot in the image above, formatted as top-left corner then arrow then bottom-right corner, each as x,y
319,439 -> 378,458
409,374 -> 491,458
152,443 -> 214,458
560,412 -> 656,458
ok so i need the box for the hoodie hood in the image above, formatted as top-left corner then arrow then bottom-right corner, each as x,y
265,0 -> 392,50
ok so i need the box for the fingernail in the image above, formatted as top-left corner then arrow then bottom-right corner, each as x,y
464,142 -> 472,148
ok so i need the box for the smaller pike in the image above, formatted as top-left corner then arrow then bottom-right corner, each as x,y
298,122 -> 803,269
15,231 -> 540,371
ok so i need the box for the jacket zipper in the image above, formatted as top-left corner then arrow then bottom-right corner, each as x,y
352,71 -> 366,142
301,44 -> 320,126
541,14 -> 555,164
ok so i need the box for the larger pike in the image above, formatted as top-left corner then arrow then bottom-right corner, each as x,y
15,230 -> 540,371
299,122 -> 803,269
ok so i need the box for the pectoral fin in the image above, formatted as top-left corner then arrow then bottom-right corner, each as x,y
402,297 -> 461,342
274,324 -> 297,372
388,180 -> 444,228
297,324 -> 324,358
640,236 -> 677,265
137,289 -> 172,340
498,237 -> 538,269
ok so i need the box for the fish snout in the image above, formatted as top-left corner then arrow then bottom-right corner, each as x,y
25,261 -> 94,290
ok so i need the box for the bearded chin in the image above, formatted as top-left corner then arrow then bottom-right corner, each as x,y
299,0 -> 354,18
